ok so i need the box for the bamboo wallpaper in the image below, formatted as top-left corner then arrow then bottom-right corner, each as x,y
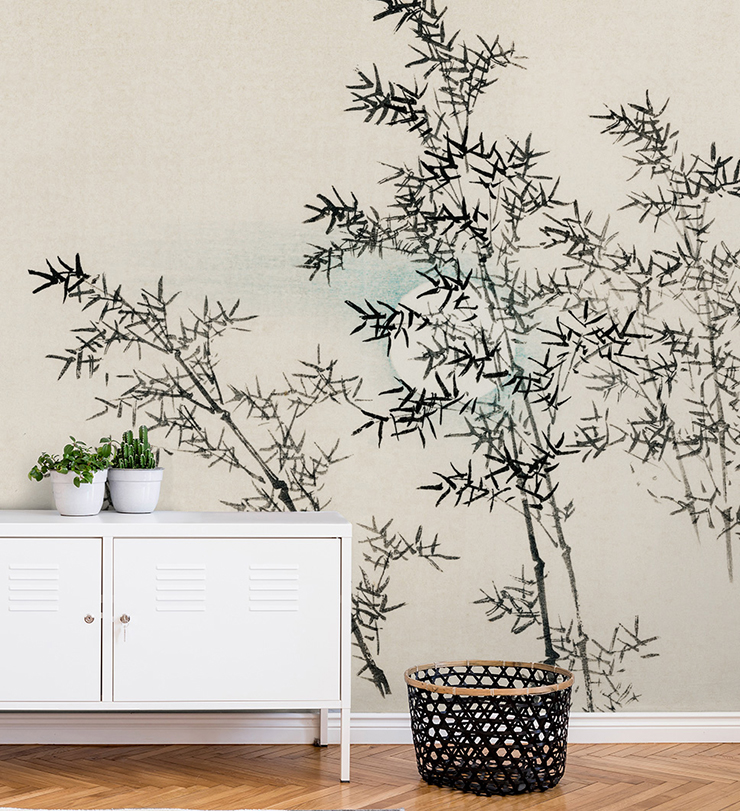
1,0 -> 740,712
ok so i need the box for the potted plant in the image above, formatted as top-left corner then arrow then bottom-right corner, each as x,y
28,437 -> 112,516
107,425 -> 163,513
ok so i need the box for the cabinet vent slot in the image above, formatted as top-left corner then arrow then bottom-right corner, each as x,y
7,565 -> 60,612
249,564 -> 299,612
155,564 -> 206,612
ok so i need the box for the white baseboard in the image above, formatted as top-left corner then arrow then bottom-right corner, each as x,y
348,712 -> 740,745
0,712 -> 327,745
567,712 -> 740,743
0,711 -> 737,745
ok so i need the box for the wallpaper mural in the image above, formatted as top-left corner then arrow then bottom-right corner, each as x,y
3,0 -> 740,713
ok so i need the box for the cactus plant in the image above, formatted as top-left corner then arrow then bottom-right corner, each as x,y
108,425 -> 163,513
111,425 -> 158,469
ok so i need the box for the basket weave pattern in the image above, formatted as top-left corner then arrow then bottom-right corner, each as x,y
405,660 -> 573,797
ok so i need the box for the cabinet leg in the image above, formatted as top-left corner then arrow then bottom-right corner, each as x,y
340,707 -> 350,782
316,708 -> 328,747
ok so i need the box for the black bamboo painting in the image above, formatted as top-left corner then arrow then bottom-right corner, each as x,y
302,0 -> 683,710
23,0 -> 740,711
592,95 -> 740,582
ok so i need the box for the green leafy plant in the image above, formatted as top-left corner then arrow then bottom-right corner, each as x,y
28,437 -> 112,487
111,425 -> 158,469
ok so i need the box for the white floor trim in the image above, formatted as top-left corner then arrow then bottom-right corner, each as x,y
567,712 -> 740,743
347,712 -> 740,745
0,711 -> 737,745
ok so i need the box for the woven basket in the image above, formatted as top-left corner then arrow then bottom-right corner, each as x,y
404,660 -> 573,796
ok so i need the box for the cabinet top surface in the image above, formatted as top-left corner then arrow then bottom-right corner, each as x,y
0,510 -> 351,537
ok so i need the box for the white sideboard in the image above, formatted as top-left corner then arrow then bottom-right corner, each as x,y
0,510 -> 352,781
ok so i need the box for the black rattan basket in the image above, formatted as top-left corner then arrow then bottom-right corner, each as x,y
404,660 -> 573,797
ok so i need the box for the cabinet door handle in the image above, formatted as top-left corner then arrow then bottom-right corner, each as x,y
120,613 -> 131,642
84,614 -> 95,624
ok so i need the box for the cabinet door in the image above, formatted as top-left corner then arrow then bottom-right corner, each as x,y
113,537 -> 341,703
0,537 -> 102,702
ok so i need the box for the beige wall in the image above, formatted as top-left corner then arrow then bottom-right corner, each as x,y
1,0 -> 739,712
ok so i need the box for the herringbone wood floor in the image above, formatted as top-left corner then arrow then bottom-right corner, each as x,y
0,743 -> 738,810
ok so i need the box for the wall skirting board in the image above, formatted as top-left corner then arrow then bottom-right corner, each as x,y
0,712 -> 738,745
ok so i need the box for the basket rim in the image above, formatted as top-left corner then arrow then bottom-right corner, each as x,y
403,659 -> 574,697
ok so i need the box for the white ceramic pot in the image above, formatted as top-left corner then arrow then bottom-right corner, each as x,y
108,467 -> 164,514
50,469 -> 108,516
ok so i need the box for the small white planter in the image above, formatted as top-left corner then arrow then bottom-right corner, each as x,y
108,467 -> 164,514
50,469 -> 108,516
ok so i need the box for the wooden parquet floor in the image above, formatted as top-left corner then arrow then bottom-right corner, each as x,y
0,743 -> 737,811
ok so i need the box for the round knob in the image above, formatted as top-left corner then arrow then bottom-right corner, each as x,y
84,614 -> 95,624
120,614 -> 130,624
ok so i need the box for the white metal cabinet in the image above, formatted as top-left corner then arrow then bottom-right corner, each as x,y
0,536 -> 101,702
113,536 -> 340,703
0,511 -> 351,781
